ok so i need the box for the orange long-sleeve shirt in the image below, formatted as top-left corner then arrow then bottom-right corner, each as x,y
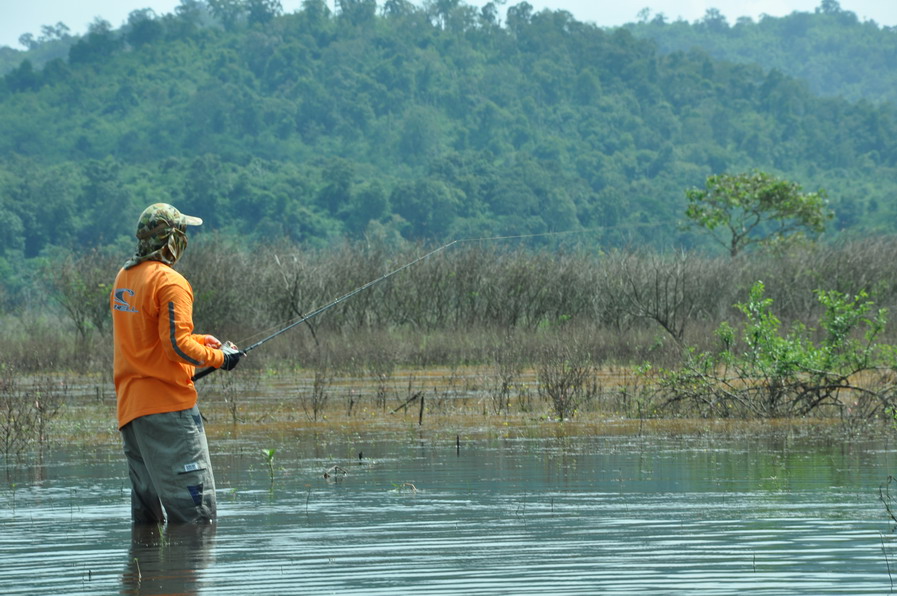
111,260 -> 224,428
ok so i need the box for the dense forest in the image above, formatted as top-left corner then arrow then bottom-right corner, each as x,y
627,0 -> 897,105
1,0 -> 896,305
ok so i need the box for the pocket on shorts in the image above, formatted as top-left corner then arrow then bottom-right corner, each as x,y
173,460 -> 209,476
176,406 -> 204,434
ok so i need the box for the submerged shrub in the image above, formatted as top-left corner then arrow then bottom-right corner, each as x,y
654,281 -> 895,418
0,364 -> 68,459
536,338 -> 596,420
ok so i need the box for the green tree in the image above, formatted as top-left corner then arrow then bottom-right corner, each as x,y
247,0 -> 283,25
171,0 -> 208,34
816,0 -> 843,16
43,249 -> 117,342
344,181 -> 388,236
506,2 -> 533,35
183,155 -> 234,228
317,159 -> 354,215
208,0 -> 246,31
5,160 -> 80,256
684,170 -> 832,257
391,178 -> 462,238
68,19 -> 122,64
5,60 -> 40,92
126,9 -> 163,47
75,159 -> 133,246
337,0 -> 377,26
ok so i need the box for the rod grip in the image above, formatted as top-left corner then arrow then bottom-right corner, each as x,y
192,366 -> 217,382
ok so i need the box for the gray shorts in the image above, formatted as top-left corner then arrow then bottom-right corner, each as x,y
121,405 -> 216,524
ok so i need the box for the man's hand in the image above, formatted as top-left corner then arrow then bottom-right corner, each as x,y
219,342 -> 244,371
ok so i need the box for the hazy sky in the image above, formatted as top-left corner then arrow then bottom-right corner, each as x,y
2,0 -> 895,49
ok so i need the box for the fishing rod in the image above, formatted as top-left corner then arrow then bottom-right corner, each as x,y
191,225 -> 626,382
192,240 -> 458,382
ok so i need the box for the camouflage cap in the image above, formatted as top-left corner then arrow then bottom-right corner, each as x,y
123,203 -> 202,269
135,203 -> 203,242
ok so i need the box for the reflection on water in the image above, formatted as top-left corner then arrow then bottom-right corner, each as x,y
0,430 -> 895,594
123,524 -> 216,595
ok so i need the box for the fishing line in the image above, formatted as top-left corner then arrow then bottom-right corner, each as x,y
459,229 -> 596,243
227,222 -> 669,350
245,239 -> 461,349
192,240 -> 457,381
192,223 -> 667,381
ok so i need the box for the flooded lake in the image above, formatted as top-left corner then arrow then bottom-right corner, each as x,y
2,423 -> 896,594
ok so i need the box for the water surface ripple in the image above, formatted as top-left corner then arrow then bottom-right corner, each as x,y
1,432 -> 894,594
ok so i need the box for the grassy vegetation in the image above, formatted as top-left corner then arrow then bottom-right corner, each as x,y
4,238 -> 897,460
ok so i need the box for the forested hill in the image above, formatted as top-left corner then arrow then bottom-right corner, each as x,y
627,0 -> 897,106
1,0 -> 896,271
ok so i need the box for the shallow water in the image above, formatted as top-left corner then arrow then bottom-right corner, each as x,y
2,428 -> 896,595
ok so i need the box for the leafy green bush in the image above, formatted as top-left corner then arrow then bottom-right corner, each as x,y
653,281 -> 895,418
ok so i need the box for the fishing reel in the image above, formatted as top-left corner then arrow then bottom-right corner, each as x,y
221,340 -> 243,356
219,340 -> 244,372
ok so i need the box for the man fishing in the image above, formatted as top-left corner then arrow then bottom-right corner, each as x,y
111,203 -> 242,524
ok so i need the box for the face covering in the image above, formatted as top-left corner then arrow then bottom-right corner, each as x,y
123,225 -> 188,269
167,227 -> 188,263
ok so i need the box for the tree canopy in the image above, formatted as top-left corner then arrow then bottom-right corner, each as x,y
629,0 -> 897,105
0,0 -> 895,287
684,171 -> 831,257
